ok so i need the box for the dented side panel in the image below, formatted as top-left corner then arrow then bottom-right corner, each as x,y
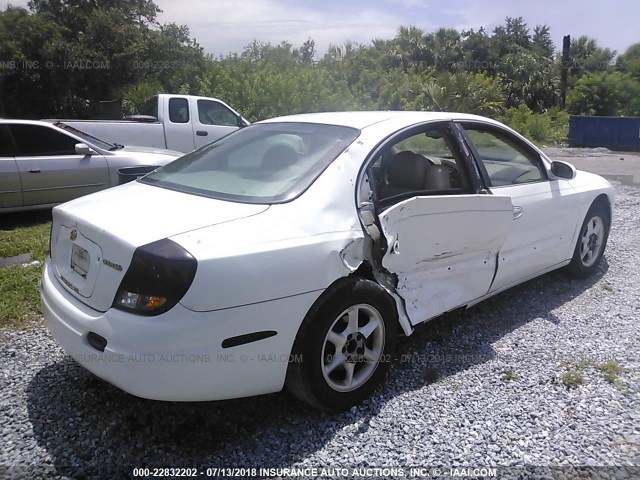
172,147 -> 367,312
378,195 -> 513,325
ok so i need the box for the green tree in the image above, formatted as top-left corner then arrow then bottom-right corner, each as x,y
388,25 -> 428,69
459,27 -> 499,74
567,71 -> 640,116
0,0 -> 205,117
121,79 -> 162,116
1,5 -> 633,123
0,6 -> 69,117
499,47 -> 559,111
423,28 -> 463,71
531,25 -> 554,58
568,36 -> 615,81
617,43 -> 640,79
422,73 -> 505,116
492,17 -> 531,57
300,39 -> 316,64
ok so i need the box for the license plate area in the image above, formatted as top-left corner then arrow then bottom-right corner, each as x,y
71,244 -> 90,278
54,225 -> 103,298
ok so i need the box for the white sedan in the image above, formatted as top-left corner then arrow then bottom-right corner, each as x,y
40,112 -> 613,411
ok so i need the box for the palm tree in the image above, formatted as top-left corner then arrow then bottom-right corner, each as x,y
389,26 -> 427,69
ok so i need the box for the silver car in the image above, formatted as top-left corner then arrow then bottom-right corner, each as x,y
0,120 -> 181,212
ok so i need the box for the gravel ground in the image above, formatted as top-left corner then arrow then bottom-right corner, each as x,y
1,181 -> 639,479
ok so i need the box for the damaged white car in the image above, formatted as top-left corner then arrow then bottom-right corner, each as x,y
41,112 -> 613,411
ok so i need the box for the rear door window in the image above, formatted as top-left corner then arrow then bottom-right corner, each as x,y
139,96 -> 159,118
373,123 -> 472,206
9,124 -> 77,156
0,126 -> 16,156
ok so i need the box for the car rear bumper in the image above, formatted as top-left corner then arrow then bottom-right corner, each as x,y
40,258 -> 321,401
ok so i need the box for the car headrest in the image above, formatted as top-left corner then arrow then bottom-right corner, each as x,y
424,164 -> 452,190
388,151 -> 430,190
261,144 -> 298,171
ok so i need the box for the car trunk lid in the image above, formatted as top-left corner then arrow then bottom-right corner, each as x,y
50,181 -> 269,311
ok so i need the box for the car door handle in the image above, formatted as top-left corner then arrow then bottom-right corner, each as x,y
196,130 -> 208,136
513,206 -> 523,219
28,168 -> 41,173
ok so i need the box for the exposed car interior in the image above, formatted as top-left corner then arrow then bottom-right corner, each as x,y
372,126 -> 470,204
378,150 -> 455,198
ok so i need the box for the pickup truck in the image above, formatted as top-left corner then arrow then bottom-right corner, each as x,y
58,94 -> 249,153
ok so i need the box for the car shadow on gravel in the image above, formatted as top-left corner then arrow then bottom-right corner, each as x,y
25,262 -> 608,478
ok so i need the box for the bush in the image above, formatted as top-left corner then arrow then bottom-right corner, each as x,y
498,104 -> 569,145
567,71 -> 640,116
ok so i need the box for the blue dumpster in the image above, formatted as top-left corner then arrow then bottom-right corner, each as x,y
569,116 -> 640,151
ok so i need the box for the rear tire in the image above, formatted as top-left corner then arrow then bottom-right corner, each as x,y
565,202 -> 610,278
285,278 -> 397,411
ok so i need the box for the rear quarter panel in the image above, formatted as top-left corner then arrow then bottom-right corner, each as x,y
172,148 -> 367,312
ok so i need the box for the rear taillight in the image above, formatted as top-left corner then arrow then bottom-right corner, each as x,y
113,239 -> 197,316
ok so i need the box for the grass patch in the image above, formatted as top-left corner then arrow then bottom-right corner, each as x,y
501,368 -> 519,382
0,216 -> 51,330
0,222 -> 50,261
574,358 -> 597,370
561,370 -> 584,389
0,265 -> 44,329
559,359 -> 627,391
597,360 -> 626,384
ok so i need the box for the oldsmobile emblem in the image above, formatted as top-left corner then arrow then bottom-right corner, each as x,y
70,229 -> 77,241
103,258 -> 123,271
59,274 -> 79,293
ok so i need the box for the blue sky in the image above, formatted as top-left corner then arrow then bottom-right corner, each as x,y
2,0 -> 639,56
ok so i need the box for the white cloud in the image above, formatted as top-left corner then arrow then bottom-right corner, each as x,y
386,0 -> 430,7
0,0 -> 29,8
444,0 -> 639,54
2,0 -> 637,56
154,0 -> 411,56
154,0 -> 639,56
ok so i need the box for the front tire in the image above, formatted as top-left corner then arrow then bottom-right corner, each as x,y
285,278 -> 397,411
565,202 -> 610,278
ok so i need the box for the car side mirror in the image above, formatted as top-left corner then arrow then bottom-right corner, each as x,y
550,160 -> 576,180
75,143 -> 97,156
236,114 -> 247,128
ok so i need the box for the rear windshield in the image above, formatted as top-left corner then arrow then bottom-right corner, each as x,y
139,96 -> 159,118
141,122 -> 360,204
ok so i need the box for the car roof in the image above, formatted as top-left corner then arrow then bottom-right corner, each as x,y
258,111 -> 502,130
